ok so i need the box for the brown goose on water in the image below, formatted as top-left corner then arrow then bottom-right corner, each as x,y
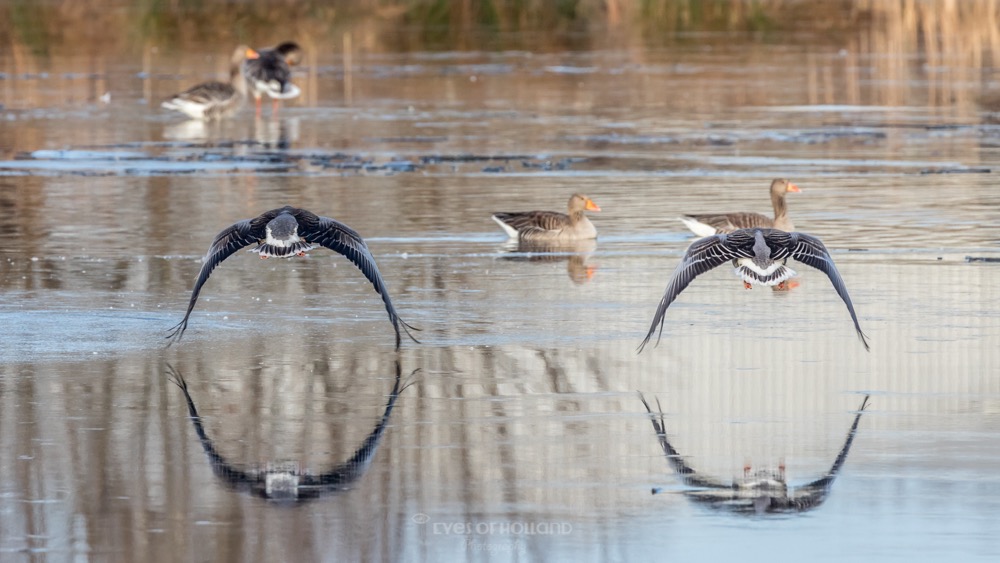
491,193 -> 601,241
679,178 -> 800,236
167,206 -> 417,349
161,45 -> 252,121
638,228 -> 869,352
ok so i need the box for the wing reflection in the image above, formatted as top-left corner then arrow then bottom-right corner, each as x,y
639,393 -> 870,514
499,238 -> 598,284
167,361 -> 414,503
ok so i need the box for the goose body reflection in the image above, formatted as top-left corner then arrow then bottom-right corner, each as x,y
492,193 -> 600,241
500,238 -> 598,284
639,228 -> 869,352
167,362 -> 414,502
640,394 -> 870,514
679,179 -> 800,237
167,205 -> 418,348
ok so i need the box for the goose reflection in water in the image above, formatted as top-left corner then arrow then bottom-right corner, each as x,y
499,238 -> 598,284
639,393 -> 870,514
167,362 -> 415,503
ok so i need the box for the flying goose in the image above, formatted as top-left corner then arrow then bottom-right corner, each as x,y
167,206 -> 417,348
679,178 -> 800,237
161,45 -> 252,121
243,41 -> 303,116
638,228 -> 869,352
492,193 -> 601,241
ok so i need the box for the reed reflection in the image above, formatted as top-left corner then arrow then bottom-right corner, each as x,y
166,361 -> 415,503
499,239 -> 598,284
640,394 -> 870,515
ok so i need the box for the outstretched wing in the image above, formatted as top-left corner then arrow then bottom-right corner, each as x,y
639,393 -> 730,489
791,395 -> 871,510
296,210 -> 418,349
638,233 -> 748,352
789,233 -> 870,351
167,219 -> 262,343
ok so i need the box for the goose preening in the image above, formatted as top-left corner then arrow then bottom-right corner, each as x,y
243,41 -> 303,116
491,193 -> 601,241
679,178 -> 800,237
639,393 -> 871,514
161,45 -> 251,121
638,228 -> 869,352
167,206 -> 417,349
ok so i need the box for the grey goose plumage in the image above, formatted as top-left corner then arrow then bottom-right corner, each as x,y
638,228 -> 869,352
243,41 -> 302,115
167,206 -> 417,349
492,193 -> 601,241
679,178 -> 800,236
161,45 -> 252,120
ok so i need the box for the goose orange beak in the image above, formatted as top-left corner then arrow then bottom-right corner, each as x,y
245,48 -> 260,59
585,199 -> 601,212
786,182 -> 801,193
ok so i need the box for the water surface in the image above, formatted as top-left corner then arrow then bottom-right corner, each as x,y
1,8 -> 999,562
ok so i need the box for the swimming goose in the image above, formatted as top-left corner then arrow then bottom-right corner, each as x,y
638,228 -> 869,352
167,206 -> 417,349
492,193 -> 601,241
243,41 -> 303,116
161,45 -> 251,120
679,178 -> 800,237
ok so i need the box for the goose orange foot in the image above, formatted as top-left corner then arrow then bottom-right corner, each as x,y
743,281 -> 752,289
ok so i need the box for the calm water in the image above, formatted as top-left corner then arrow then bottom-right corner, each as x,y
2,10 -> 1000,563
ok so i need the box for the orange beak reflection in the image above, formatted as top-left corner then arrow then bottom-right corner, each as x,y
585,199 -> 601,212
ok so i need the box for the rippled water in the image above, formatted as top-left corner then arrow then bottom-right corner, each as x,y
1,19 -> 999,563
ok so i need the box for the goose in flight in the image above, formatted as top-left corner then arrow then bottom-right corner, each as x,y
167,206 -> 417,348
679,178 -> 800,237
638,228 -> 869,352
492,193 -> 600,241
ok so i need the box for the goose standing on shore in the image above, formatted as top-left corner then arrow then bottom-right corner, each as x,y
243,41 -> 303,117
492,193 -> 601,241
167,206 -> 417,349
680,178 -> 800,236
638,228 -> 869,352
161,45 -> 252,120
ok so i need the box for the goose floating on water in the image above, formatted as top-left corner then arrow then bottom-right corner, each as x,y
679,178 -> 800,237
492,193 -> 601,241
161,45 -> 252,121
167,206 -> 417,349
638,227 -> 869,352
